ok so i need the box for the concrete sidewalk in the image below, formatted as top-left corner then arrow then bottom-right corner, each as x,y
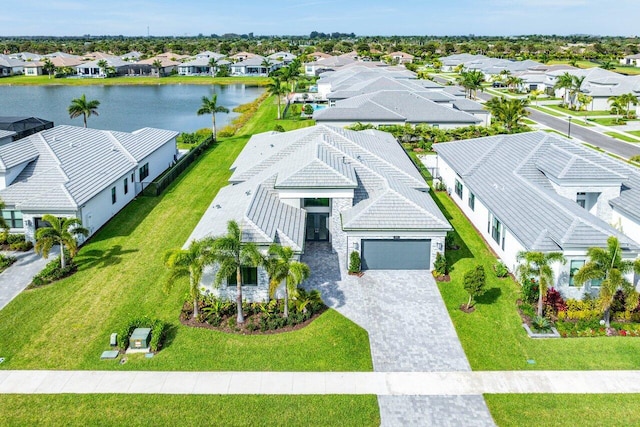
2,370 -> 640,395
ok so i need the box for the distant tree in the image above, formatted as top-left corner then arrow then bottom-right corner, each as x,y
608,96 -> 626,124
42,58 -> 56,79
576,93 -> 593,111
516,251 -> 566,317
196,94 -> 229,141
554,72 -> 574,107
485,97 -> 530,132
266,77 -> 286,120
261,58 -> 273,76
619,93 -> 638,118
152,59 -> 163,77
574,236 -> 640,328
68,94 -> 100,128
35,215 -> 88,269
208,57 -> 219,77
457,70 -> 484,99
463,265 -> 486,310
97,59 -> 108,77
600,59 -> 615,70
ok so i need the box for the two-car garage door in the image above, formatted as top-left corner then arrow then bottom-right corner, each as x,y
360,239 -> 431,270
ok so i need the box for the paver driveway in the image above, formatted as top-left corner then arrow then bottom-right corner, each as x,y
302,242 -> 495,426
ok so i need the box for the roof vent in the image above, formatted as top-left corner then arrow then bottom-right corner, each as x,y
111,145 -> 117,151
245,190 -> 252,196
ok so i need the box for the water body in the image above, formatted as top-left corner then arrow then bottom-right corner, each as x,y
0,84 -> 264,133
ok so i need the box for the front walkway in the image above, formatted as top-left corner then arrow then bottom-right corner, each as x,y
0,249 -> 49,311
301,242 -> 495,426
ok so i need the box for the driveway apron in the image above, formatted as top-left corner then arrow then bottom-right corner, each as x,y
0,250 -> 49,311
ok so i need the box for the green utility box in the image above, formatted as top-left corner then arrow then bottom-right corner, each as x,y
129,328 -> 151,349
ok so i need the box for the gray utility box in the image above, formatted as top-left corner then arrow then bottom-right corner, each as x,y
129,328 -> 151,349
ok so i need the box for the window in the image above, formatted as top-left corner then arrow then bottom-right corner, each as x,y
304,198 -> 330,207
139,163 -> 149,181
490,214 -> 505,249
124,178 -> 128,195
468,192 -> 475,211
1,210 -> 23,228
131,173 -> 135,183
454,179 -> 463,199
569,260 -> 585,286
576,192 -> 586,209
227,267 -> 258,286
111,187 -> 116,204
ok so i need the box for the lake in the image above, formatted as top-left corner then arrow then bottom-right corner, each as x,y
0,84 -> 264,133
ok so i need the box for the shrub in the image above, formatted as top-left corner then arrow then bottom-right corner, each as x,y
303,104 -> 314,115
6,234 -> 26,245
0,254 -> 16,270
433,252 -> 449,276
348,250 -> 361,273
273,124 -> 285,132
433,180 -> 447,192
544,287 -> 567,314
10,240 -> 33,251
463,265 -> 486,308
444,233 -> 455,250
631,155 -> 640,163
531,315 -> 552,333
521,277 -> 538,305
494,261 -> 509,278
117,316 -> 168,352
30,254 -> 76,287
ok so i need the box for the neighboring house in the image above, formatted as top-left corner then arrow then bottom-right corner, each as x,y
121,51 -> 142,62
0,54 -> 26,76
620,54 -> 640,67
547,67 -> 619,106
434,131 -> 640,300
581,75 -> 640,112
187,125 -> 451,302
316,66 -> 419,100
138,57 -> 180,77
230,55 -> 281,76
178,52 -> 229,76
308,52 -> 333,61
267,51 -> 297,65
387,51 -> 415,64
314,90 -> 483,128
304,55 -> 357,76
23,61 -> 44,76
0,125 -> 178,243
0,117 -> 54,141
229,51 -> 255,62
76,57 -> 131,77
439,53 -> 488,72
8,52 -> 43,62
516,64 -> 578,92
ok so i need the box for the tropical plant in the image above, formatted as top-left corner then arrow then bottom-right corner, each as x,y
576,93 -> 593,111
618,93 -> 638,119
463,265 -> 486,309
280,60 -> 301,93
261,58 -> 273,76
573,236 -> 640,328
266,77 -> 286,120
554,72 -> 574,107
568,75 -> 585,108
484,96 -> 530,132
457,70 -> 484,99
68,94 -> 100,128
42,58 -> 56,79
34,215 -> 88,269
433,252 -> 449,277
505,75 -> 524,92
348,251 -> 361,274
0,198 -> 8,232
211,220 -> 263,324
608,96 -> 626,124
208,57 -> 219,77
600,59 -> 615,70
196,94 -> 229,141
97,59 -> 108,77
152,59 -> 163,77
529,89 -> 543,106
516,251 -> 566,317
164,237 -> 215,319
266,244 -> 311,318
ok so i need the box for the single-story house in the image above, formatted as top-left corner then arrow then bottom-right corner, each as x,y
0,125 -> 178,243
121,51 -> 142,62
187,125 -> 451,302
229,52 -> 256,62
387,51 -> 415,64
434,131 -> 640,300
0,54 -> 25,76
581,75 -> 640,112
314,90 -> 484,128
138,56 -> 180,77
0,117 -> 54,141
75,57 -> 131,77
23,61 -> 44,76
304,56 -> 357,76
620,54 -> 640,67
267,51 -> 297,65
230,55 -> 281,76
178,53 -> 230,76
438,53 -> 488,72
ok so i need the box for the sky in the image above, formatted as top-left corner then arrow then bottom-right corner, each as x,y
1,0 -> 639,37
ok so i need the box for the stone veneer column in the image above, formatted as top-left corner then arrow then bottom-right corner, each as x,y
330,198 -> 352,268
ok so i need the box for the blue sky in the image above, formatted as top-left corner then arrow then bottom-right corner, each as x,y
2,0 -> 638,37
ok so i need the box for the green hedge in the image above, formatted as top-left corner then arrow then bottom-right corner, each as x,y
117,317 -> 168,352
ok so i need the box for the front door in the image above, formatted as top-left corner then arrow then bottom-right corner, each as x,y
306,213 -> 329,241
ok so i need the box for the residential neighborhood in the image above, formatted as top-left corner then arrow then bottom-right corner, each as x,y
2,13 -> 640,426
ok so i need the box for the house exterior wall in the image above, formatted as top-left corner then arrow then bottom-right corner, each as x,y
330,197 -> 353,268
24,66 -> 42,76
548,181 -> 620,222
20,210 -> 78,243
611,208 -> 640,244
138,137 -> 178,188
0,161 -> 30,190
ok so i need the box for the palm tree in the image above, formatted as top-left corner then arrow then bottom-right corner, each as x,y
0,198 -> 8,233
266,77 -> 286,120
208,57 -> 219,77
281,59 -> 301,93
97,59 -> 108,77
68,94 -> 100,128
568,75 -> 585,109
619,93 -> 638,119
211,220 -> 262,324
164,237 -> 215,319
516,251 -> 566,317
574,236 -> 640,328
196,94 -> 229,142
485,96 -> 530,132
261,58 -> 273,76
608,96 -> 626,124
34,215 -> 88,269
457,70 -> 484,99
266,244 -> 311,318
42,58 -> 55,79
554,72 -> 574,107
577,93 -> 593,112
152,59 -> 163,78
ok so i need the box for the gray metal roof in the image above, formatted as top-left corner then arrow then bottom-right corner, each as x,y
0,130 -> 16,140
0,137 -> 38,171
315,90 -> 482,125
434,131 -> 640,252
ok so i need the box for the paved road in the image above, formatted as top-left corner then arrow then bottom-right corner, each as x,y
475,92 -> 640,159
2,370 -> 640,395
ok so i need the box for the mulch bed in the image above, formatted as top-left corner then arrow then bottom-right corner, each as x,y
459,304 -> 475,313
433,273 -> 451,282
180,301 -> 327,335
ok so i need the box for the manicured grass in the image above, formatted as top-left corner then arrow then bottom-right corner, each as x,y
0,394 -> 380,426
521,118 -> 537,125
529,105 -> 566,118
544,104 -> 611,117
485,394 -> 640,427
543,128 -> 569,137
546,60 -> 598,69
605,131 -> 640,143
430,191 -> 640,370
0,95 -> 371,372
0,75 -> 268,86
590,117 -> 638,126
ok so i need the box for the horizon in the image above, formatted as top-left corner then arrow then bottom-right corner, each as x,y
2,0 -> 639,38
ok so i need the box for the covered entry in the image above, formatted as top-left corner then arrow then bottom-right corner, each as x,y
361,239 -> 431,270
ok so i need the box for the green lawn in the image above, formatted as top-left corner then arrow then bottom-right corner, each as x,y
486,394 -> 640,427
590,117 -> 638,126
0,75 -> 268,86
546,60 -> 598,69
0,394 -> 380,427
431,192 -> 640,370
0,95 -> 369,372
529,105 -> 565,118
544,104 -> 611,117
605,131 -> 640,143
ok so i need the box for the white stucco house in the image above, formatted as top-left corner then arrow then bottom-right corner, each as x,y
433,131 -> 640,300
0,125 -> 178,243
187,125 -> 451,302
